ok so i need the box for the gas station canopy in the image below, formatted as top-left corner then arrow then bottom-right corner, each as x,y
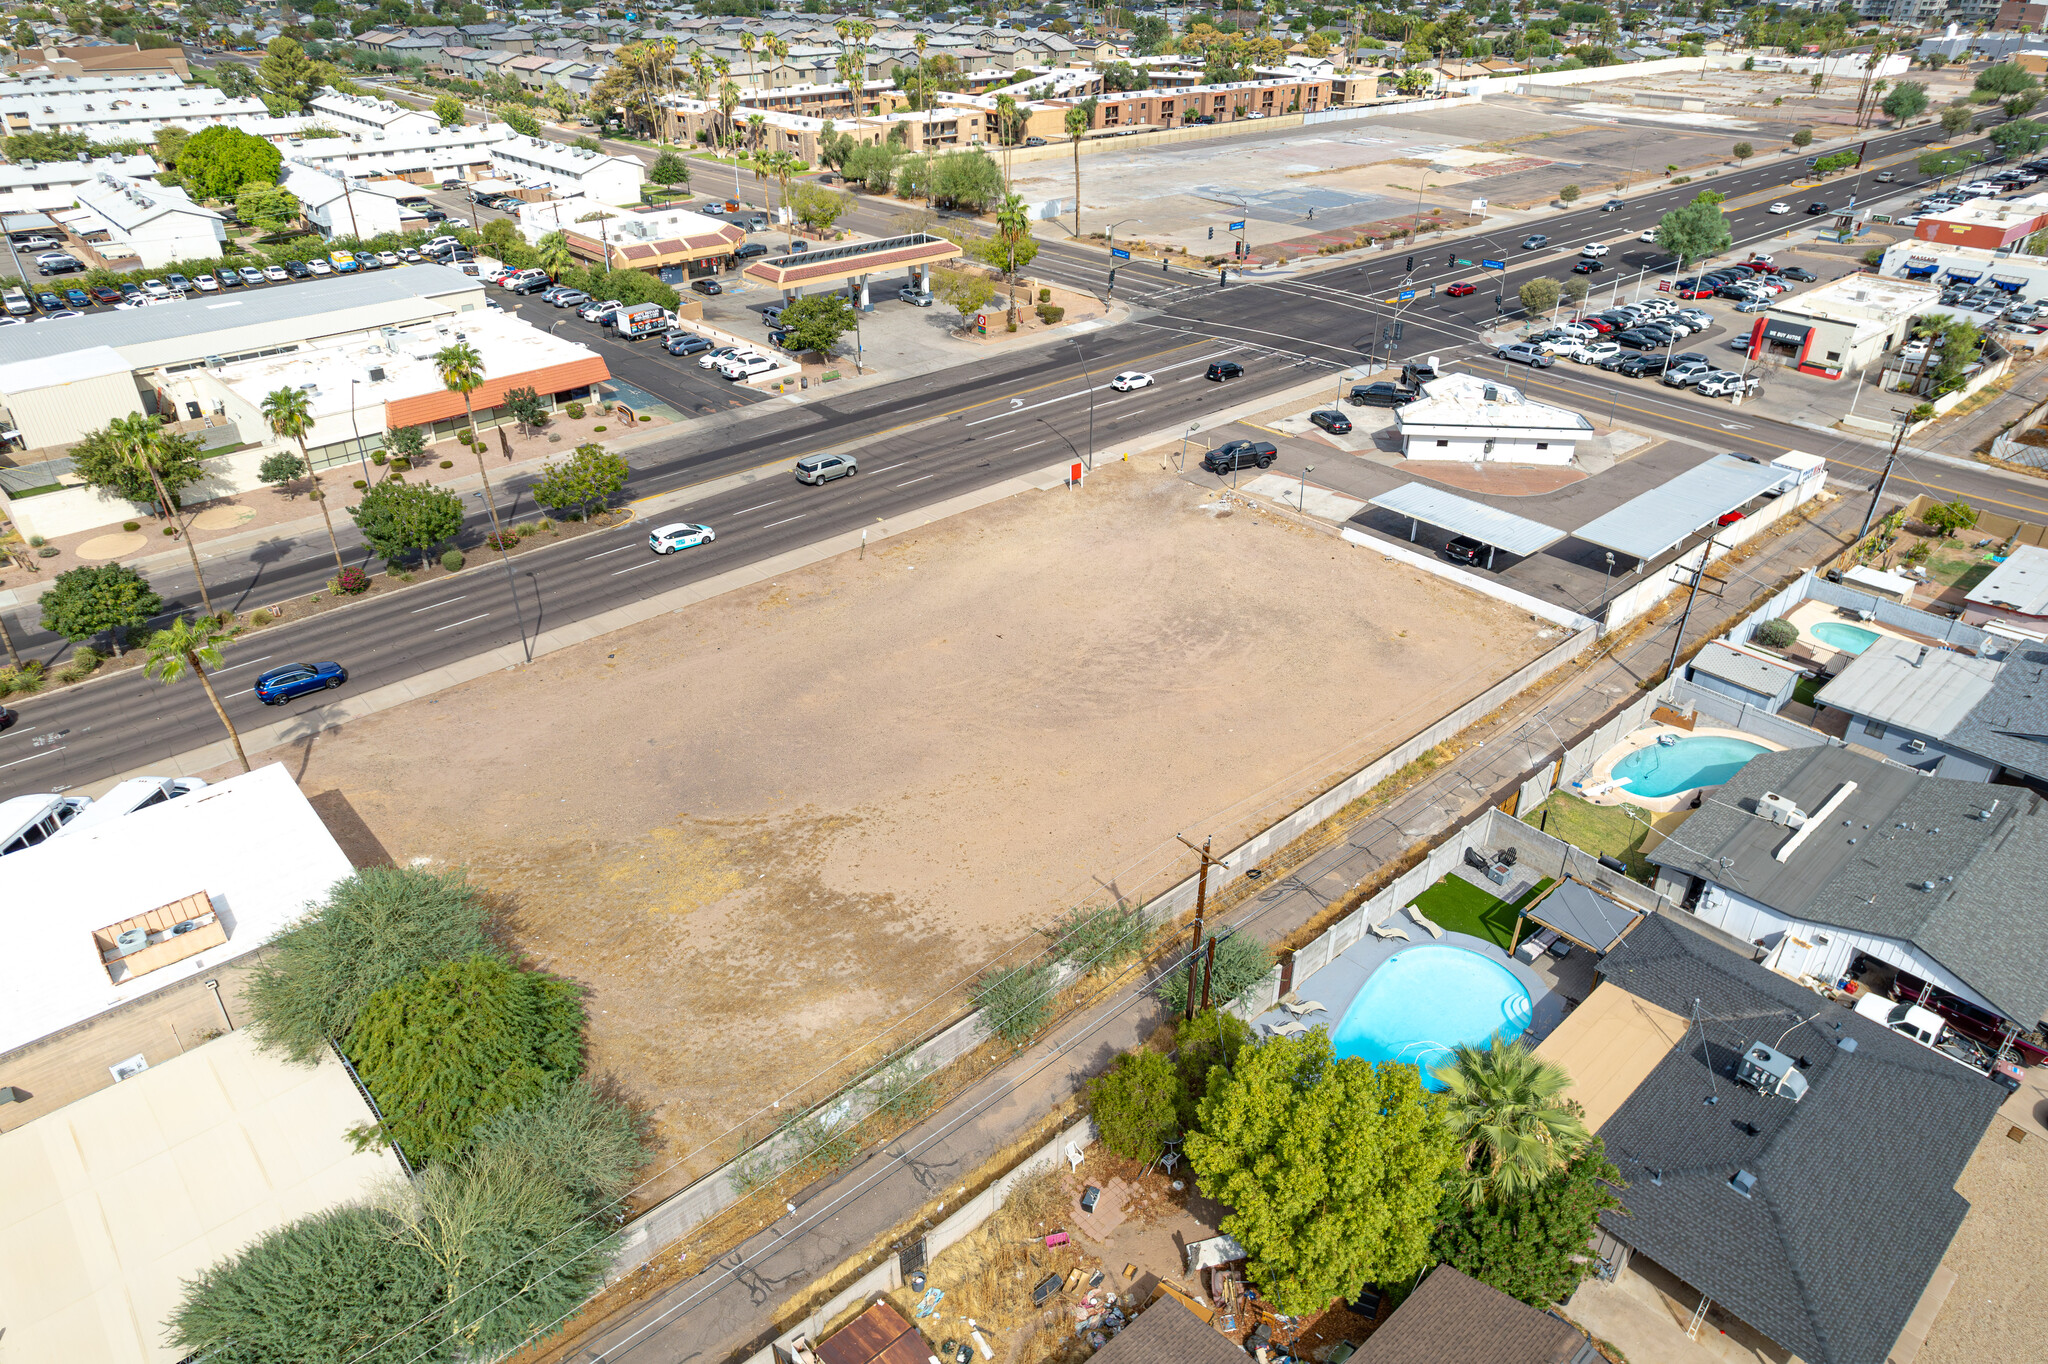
741,232 -> 961,292
1368,482 -> 1566,559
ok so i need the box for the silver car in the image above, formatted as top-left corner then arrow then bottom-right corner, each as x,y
1495,343 -> 1554,368
898,285 -> 933,307
794,452 -> 857,485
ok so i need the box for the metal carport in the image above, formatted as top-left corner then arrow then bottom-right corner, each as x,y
1515,877 -> 1644,955
1367,482 -> 1566,569
1571,455 -> 1791,566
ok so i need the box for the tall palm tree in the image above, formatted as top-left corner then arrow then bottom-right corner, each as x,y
145,615 -> 248,773
258,387 -> 344,577
763,150 -> 801,248
434,341 -> 511,553
1432,1037 -> 1591,1206
1065,100 -> 1094,237
913,33 -> 928,111
717,77 -> 743,150
994,92 -> 1018,184
995,191 -> 1031,328
534,229 -> 573,280
835,19 -> 875,134
746,111 -> 767,152
108,412 -> 214,616
741,30 -> 757,91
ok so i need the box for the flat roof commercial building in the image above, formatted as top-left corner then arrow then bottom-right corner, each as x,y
489,133 -> 644,204
1393,372 -> 1591,466
1742,274 -> 1935,380
1912,190 -> 2048,251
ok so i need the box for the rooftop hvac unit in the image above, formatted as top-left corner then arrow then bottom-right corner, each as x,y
1906,738 -> 1928,753
1735,1041 -> 1809,1102
1756,792 -> 1805,828
368,366 -> 386,382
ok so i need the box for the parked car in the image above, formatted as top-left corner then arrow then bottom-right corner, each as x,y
284,259 -> 312,279
253,661 -> 347,705
1349,381 -> 1414,407
898,285 -> 934,306
717,352 -> 777,380
795,453 -> 857,484
647,522 -> 715,554
1662,361 -> 1714,386
238,267 -> 265,286
698,344 -> 741,369
307,258 -> 333,275
1111,370 -> 1154,391
1780,267 -> 1817,282
1205,360 -> 1245,381
1695,371 -> 1763,397
666,332 -> 713,356
87,284 -> 122,304
1444,535 -> 1488,565
1574,341 -> 1621,365
733,242 -> 769,260
581,299 -> 623,322
1201,439 -> 1277,473
690,278 -> 723,295
1496,343 -> 1554,367
1615,353 -> 1674,378
1308,409 -> 1352,434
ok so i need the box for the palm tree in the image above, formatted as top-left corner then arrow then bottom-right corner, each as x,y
741,30 -> 757,91
434,341 -> 511,553
108,412 -> 214,616
746,112 -> 767,152
913,33 -> 928,111
717,77 -> 742,150
994,92 -> 1018,184
534,229 -> 573,280
144,615 -> 248,773
1432,1037 -> 1591,1206
835,19 -> 875,134
763,150 -> 802,248
1065,100 -> 1093,237
995,191 -> 1031,328
258,387 -> 344,577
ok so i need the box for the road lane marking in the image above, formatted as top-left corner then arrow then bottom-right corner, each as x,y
868,461 -> 908,474
897,474 -> 935,487
410,595 -> 467,613
612,556 -> 670,576
584,542 -> 637,559
731,499 -> 783,516
761,514 -> 807,529
0,746 -> 63,770
433,612 -> 490,632
209,654 -> 273,674
1015,440 -> 1046,451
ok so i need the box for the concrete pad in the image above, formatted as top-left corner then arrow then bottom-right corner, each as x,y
189,505 -> 257,531
71,532 -> 146,561
1239,473 -> 1366,523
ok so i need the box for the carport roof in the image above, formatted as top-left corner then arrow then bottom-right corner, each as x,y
1367,482 -> 1565,558
1524,877 -> 1642,953
1571,454 -> 1789,562
0,211 -> 56,232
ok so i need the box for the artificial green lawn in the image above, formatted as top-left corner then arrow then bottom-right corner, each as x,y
1408,875 -> 1555,951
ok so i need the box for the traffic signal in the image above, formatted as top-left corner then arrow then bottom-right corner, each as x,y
1446,252 -> 1455,268
1405,254 -> 1414,271
1218,268 -> 1226,287
1208,225 -> 1215,240
1107,268 -> 1117,292
1393,321 -> 1404,342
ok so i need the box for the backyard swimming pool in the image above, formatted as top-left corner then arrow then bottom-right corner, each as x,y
1612,735 -> 1770,799
1330,945 -> 1532,1088
1810,621 -> 1882,656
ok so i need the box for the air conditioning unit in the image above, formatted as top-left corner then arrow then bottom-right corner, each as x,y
1756,792 -> 1805,827
1906,738 -> 1928,753
368,365 -> 386,382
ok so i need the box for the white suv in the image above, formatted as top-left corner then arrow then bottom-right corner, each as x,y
716,352 -> 775,379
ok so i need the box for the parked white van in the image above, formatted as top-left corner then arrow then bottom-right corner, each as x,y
0,792 -> 90,855
53,775 -> 205,839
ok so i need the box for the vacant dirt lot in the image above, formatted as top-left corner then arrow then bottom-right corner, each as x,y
235,460 -> 1555,1201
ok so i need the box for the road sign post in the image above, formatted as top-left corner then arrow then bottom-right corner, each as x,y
1110,247 -> 1130,260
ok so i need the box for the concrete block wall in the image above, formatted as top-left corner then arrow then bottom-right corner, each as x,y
4,442 -> 270,541
1666,676 -> 1840,750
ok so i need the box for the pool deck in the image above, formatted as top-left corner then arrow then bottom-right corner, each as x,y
1573,723 -> 1786,813
1781,598 -> 1924,668
1254,925 -> 1580,1067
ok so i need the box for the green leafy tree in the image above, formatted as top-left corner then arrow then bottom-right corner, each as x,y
1557,183 -> 1580,205
934,266 -> 994,327
348,479 -> 464,564
1790,127 -> 1813,150
788,181 -> 852,235
3,129 -> 96,161
1883,81 -> 1929,123
1433,1039 -> 1591,1206
648,147 -> 690,190
259,35 -> 323,111
167,1205 -> 446,1364
1992,118 -> 2048,157
1923,498 -> 1980,538
1731,141 -> 1753,163
143,615 -> 248,772
501,384 -> 549,436
1928,317 -> 1985,395
178,125 -> 283,199
2008,92 -> 2042,122
1562,277 -> 1589,306
258,448 -> 307,492
1185,1030 -> 1458,1315
260,386 -> 345,575
1518,275 -> 1562,316
246,866 -> 497,1065
1430,1141 -> 1624,1307
1154,932 -> 1273,1014
235,180 -> 300,234
530,442 -> 629,519
1940,103 -> 1975,138
1653,190 -> 1732,271
469,1080 -> 646,1203
39,562 -> 160,654
1976,61 -> 2039,97
154,124 -> 190,167
433,92 -> 464,127
384,424 -> 426,464
533,230 -> 574,281
1919,147 -> 1981,181
1814,150 -> 1859,176
774,293 -> 856,357
1172,1009 -> 1252,1129
346,953 -> 586,1164
1087,1047 -> 1181,1161
501,105 -> 541,136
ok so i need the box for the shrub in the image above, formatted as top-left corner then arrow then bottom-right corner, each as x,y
973,961 -> 1059,1044
438,460 -> 454,468
1753,617 -> 1799,649
26,535 -> 44,547
638,414 -> 651,422
0,665 -> 43,695
1087,1047 -> 1181,1161
1036,303 -> 1065,325
371,451 -> 388,466
592,424 -> 607,433
1154,931 -> 1274,1014
122,521 -> 140,532
441,549 -> 464,572
334,566 -> 371,595
485,530 -> 518,551
565,401 -> 585,419
353,479 -> 368,490
1038,287 -> 1052,302
1050,903 -> 1149,974
40,544 -> 61,554
251,608 -> 274,625
513,521 -> 537,537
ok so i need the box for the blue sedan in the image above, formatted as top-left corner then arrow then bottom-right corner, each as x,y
252,661 -> 347,705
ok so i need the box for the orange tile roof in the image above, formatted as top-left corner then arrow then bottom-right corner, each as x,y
382,356 -> 612,429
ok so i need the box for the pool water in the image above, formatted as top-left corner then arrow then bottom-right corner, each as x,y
1612,735 -> 1770,798
1810,621 -> 1883,655
1330,945 -> 1533,1089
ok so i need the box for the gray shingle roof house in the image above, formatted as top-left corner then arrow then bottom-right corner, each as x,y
1647,746 -> 2048,1029
1944,642 -> 2048,783
1592,913 -> 2002,1364
1813,637 -> 2048,783
1087,1297 -> 1244,1364
1355,1266 -> 1593,1364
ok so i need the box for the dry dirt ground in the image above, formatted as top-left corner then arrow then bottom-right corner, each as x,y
228,460 -> 1554,1202
1919,1116 -> 2048,1364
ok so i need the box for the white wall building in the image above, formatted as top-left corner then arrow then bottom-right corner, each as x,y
307,90 -> 441,138
69,171 -> 224,267
0,152 -> 159,216
284,123 -> 509,183
1393,372 -> 1593,465
2,89 -> 272,138
279,162 -> 412,240
489,133 -> 645,204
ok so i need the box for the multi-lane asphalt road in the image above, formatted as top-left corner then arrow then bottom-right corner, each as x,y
5,113 -> 2045,799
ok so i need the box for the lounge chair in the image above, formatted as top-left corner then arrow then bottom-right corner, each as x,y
1283,999 -> 1328,1017
1407,907 -> 1445,939
1369,920 -> 1412,942
1266,1019 -> 1310,1038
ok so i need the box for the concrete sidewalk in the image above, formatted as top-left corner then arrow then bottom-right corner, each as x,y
544,486 -> 1870,1364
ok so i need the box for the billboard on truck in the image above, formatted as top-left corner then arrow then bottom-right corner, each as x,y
616,303 -> 673,339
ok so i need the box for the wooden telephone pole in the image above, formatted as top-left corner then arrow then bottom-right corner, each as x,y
1175,833 -> 1226,1020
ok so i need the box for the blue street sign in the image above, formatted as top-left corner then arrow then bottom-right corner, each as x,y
1228,220 -> 1246,231
1396,289 -> 1417,302
1110,247 -> 1131,260
1481,258 -> 1506,270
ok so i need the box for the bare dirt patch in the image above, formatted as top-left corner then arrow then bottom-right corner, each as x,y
229,460 -> 1554,1203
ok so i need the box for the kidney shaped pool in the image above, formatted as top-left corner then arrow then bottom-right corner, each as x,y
1612,734 -> 1770,799
1329,945 -> 1533,1089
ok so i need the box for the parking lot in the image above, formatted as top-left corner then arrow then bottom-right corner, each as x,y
498,288 -> 773,419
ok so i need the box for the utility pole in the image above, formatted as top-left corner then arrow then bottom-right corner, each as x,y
1175,833 -> 1224,1021
0,609 -> 17,669
1860,413 -> 1908,537
1666,530 -> 1719,683
1199,936 -> 1217,1013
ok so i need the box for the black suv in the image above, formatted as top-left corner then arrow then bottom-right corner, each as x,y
1615,353 -> 1673,377
1349,381 -> 1414,407
1206,360 -> 1245,381
1444,536 -> 1487,565
1201,440 -> 1276,473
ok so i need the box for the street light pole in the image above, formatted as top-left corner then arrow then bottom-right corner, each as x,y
1070,338 -> 1096,470
1860,412 -> 1910,537
349,378 -> 370,484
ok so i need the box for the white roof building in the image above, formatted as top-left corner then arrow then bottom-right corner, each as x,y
489,132 -> 645,205
1393,371 -> 1593,466
279,162 -> 417,240
0,152 -> 159,217
284,123 -> 509,182
0,764 -> 354,1055
70,170 -> 224,268
1753,273 -> 1936,381
0,69 -> 184,98
307,90 -> 441,138
3,89 -> 272,137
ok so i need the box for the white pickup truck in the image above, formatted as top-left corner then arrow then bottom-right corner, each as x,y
1854,993 -> 2023,1091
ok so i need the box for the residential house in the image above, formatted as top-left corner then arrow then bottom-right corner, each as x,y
1962,543 -> 2048,633
309,91 -> 441,138
280,162 -> 415,240
69,170 -> 225,267
490,133 -> 645,203
1355,1265 -> 1595,1364
0,152 -> 161,218
1808,638 -> 2008,779
1649,745 -> 2048,1046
